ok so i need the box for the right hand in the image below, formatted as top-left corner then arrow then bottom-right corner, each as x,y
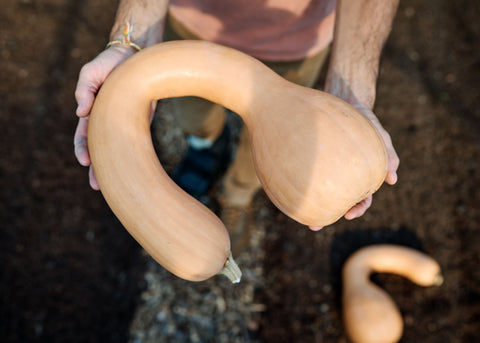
73,45 -> 138,190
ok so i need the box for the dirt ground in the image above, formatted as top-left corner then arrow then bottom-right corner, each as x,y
1,0 -> 479,342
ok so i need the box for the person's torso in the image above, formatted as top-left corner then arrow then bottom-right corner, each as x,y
169,0 -> 337,61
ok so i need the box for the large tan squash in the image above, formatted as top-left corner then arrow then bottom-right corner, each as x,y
342,245 -> 443,343
88,40 -> 388,282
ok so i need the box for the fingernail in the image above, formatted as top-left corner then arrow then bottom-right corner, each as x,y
76,102 -> 83,115
389,171 -> 398,184
309,226 -> 324,231
74,144 -> 84,153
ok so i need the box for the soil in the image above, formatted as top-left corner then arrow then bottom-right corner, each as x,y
1,0 -> 479,342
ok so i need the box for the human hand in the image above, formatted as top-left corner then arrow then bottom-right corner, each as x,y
74,45 -> 156,190
343,104 -> 399,213
309,103 -> 399,231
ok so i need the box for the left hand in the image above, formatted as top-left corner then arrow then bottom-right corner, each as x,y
343,104 -> 399,215
309,104 -> 399,231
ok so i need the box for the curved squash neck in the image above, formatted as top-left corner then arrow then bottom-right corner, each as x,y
111,40 -> 281,123
345,246 -> 442,287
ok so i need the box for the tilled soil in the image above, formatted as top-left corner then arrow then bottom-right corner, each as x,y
1,0 -> 479,342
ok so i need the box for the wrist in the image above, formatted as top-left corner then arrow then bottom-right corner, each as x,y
326,0 -> 399,109
109,1 -> 169,48
108,22 -> 145,52
324,66 -> 377,109
105,43 -> 138,58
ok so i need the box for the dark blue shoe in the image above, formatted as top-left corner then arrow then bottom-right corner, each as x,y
171,126 -> 232,199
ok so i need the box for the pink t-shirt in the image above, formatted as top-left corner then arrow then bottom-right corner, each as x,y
169,0 -> 336,61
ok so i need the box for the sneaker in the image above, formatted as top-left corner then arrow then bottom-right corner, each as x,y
171,126 -> 232,199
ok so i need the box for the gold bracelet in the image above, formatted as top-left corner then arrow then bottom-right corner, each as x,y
106,22 -> 143,52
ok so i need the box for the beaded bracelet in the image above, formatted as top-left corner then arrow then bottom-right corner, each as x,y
106,22 -> 143,52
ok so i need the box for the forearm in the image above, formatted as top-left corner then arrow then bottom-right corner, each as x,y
110,0 -> 170,48
325,0 -> 399,108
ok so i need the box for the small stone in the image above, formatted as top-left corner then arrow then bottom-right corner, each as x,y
249,303 -> 267,312
85,230 -> 95,241
156,311 -> 167,322
445,73 -> 456,83
408,50 -> 419,62
18,69 -> 29,78
70,48 -> 82,58
404,314 -> 414,325
417,95 -> 428,104
216,296 -> 226,312
319,303 -> 330,313
404,6 -> 416,18
34,323 -> 43,336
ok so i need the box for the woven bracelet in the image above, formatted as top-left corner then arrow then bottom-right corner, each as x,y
106,22 -> 143,52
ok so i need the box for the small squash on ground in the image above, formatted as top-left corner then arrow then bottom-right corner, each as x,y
342,244 -> 443,343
